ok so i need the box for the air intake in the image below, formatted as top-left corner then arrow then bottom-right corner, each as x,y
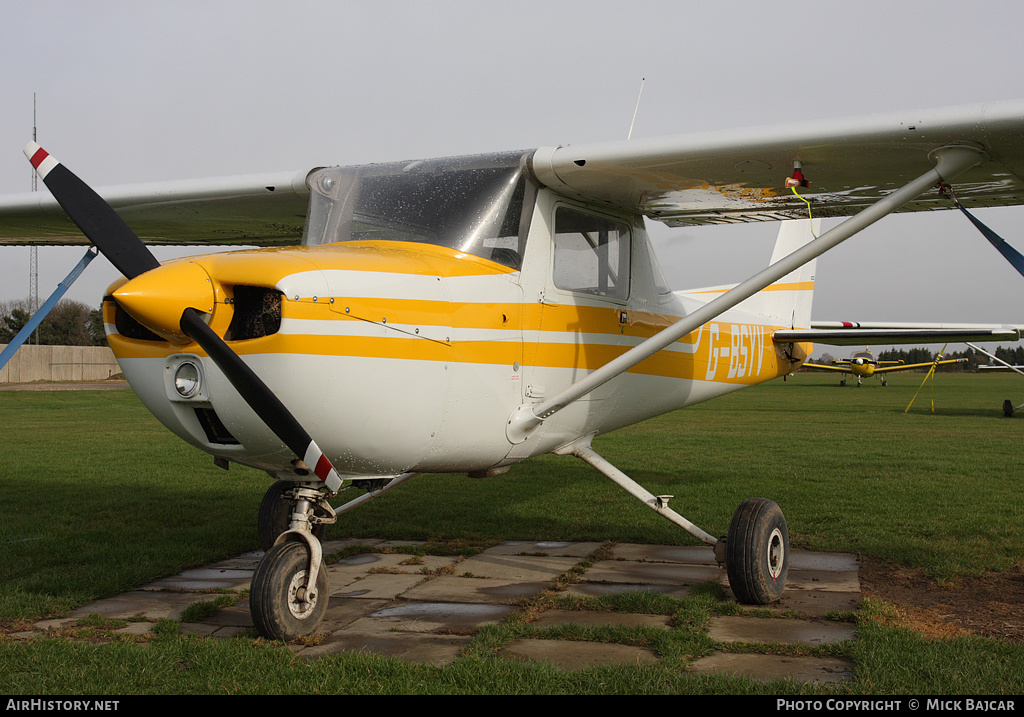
226,286 -> 282,341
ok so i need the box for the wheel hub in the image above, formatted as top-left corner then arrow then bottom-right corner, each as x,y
766,527 -> 785,580
286,570 -> 319,619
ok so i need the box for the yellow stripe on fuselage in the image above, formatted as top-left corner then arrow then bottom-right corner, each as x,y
104,241 -> 802,385
108,297 -> 796,385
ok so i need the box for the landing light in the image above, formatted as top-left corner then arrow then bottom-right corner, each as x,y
174,361 -> 202,398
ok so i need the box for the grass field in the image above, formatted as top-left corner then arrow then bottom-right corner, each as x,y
2,371 -> 1023,694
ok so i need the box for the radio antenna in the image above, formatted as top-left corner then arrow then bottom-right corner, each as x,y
627,78 -> 645,140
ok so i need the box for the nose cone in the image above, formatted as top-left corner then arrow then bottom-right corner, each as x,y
112,260 -> 217,343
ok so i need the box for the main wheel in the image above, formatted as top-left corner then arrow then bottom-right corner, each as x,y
257,480 -> 325,550
250,540 -> 329,641
726,497 -> 789,604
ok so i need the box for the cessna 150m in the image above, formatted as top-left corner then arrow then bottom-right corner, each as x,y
2,101 -> 1024,640
804,343 -> 966,387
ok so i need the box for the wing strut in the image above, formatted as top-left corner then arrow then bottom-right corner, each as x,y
0,247 -> 97,372
507,145 -> 987,443
945,184 -> 1024,278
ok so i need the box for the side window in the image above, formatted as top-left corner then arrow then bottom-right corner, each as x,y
552,207 -> 631,300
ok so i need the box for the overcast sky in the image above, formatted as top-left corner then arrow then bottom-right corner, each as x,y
2,0 -> 1023,343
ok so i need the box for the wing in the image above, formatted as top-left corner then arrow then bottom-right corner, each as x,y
4,101 -> 1024,247
0,171 -> 311,246
774,322 -> 1022,346
801,363 -> 852,373
531,100 -> 1024,225
874,358 -> 967,374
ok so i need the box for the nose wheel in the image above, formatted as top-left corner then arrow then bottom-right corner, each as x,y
725,497 -> 789,604
250,540 -> 329,641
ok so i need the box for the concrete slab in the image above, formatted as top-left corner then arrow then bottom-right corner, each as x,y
709,615 -> 855,646
774,589 -> 861,617
609,544 -> 718,565
690,652 -> 854,684
456,553 -> 579,582
296,630 -> 471,666
66,590 -> 208,621
500,638 -> 660,670
583,560 -> 721,586
786,568 -> 861,593
561,582 -> 692,599
346,601 -> 513,633
194,603 -> 253,629
205,550 -> 264,570
532,609 -> 671,630
321,538 -> 385,553
113,622 -> 154,637
318,598 -> 392,632
401,575 -> 553,604
790,551 -> 860,572
142,567 -> 255,592
483,541 -> 605,558
330,572 -> 428,599
324,553 -> 458,592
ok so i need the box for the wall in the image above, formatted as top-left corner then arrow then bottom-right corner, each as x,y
0,344 -> 121,383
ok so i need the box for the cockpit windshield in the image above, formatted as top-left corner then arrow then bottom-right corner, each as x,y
302,150 -> 532,269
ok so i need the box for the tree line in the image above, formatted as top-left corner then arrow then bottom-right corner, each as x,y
0,298 -> 106,347
804,345 -> 1020,372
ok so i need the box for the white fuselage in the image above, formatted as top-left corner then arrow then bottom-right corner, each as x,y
105,187 -> 808,482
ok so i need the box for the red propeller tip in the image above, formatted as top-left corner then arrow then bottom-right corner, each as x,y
304,441 -> 342,492
23,142 -> 58,178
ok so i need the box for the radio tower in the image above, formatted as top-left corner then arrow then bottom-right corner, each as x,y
29,94 -> 39,344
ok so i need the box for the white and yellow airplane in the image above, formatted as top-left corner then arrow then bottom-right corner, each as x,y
2,101 -> 1024,640
804,345 -> 966,387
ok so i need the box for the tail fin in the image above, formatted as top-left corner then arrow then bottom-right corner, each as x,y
748,218 -> 819,328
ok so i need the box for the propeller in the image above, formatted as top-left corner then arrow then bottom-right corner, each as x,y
25,142 -> 343,493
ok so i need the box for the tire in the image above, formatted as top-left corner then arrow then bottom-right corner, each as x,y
250,540 -> 329,641
1004,399 -> 1015,418
726,497 -> 789,604
257,480 -> 325,550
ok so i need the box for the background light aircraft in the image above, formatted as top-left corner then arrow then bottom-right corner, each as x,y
3,101 -> 1024,640
804,347 -> 967,386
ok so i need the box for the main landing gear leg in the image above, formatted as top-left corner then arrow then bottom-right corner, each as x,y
560,435 -> 789,605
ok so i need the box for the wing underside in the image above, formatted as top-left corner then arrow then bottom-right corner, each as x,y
0,171 -> 311,246
874,359 -> 965,373
801,363 -> 853,373
773,328 -> 1021,346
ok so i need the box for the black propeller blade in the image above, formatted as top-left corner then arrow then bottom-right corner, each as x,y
179,308 -> 342,491
25,143 -> 159,279
26,142 -> 342,493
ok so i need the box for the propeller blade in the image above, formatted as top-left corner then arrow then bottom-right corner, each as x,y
24,142 -> 160,279
180,308 -> 342,492
26,142 -> 343,493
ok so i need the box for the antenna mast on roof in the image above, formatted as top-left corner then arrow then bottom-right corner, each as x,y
627,78 -> 645,140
